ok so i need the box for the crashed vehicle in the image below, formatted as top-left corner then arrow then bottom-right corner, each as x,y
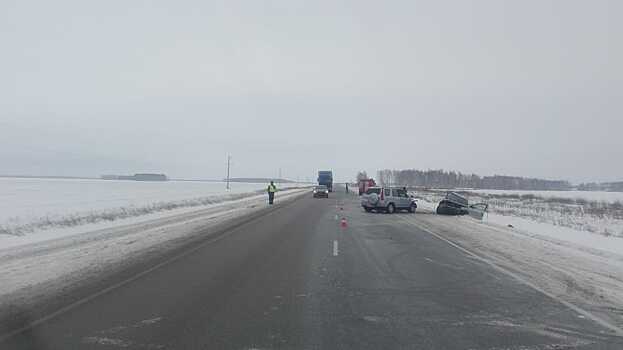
436,192 -> 469,215
436,192 -> 488,219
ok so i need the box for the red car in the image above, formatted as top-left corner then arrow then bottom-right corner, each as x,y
358,178 -> 377,195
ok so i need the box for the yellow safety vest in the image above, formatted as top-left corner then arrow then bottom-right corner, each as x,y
268,184 -> 277,193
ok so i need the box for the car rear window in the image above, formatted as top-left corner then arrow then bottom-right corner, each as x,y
366,188 -> 381,195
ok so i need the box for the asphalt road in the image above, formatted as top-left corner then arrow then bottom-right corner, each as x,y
2,186 -> 622,349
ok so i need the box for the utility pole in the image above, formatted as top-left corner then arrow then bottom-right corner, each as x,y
278,168 -> 282,183
226,155 -> 231,190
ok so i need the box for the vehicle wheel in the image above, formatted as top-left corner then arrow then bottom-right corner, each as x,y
386,203 -> 395,214
409,204 -> 417,213
364,207 -> 372,212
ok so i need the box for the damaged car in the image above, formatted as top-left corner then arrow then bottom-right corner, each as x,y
436,192 -> 488,219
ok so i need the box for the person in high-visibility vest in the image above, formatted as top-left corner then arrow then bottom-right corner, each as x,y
267,181 -> 277,205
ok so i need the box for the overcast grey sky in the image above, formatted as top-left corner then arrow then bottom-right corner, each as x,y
1,0 -> 621,183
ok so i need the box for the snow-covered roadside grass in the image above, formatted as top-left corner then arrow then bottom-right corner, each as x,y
0,188 -> 308,312
0,177 -> 308,237
0,190 -> 272,237
484,214 -> 623,257
413,191 -> 623,259
413,189 -> 623,238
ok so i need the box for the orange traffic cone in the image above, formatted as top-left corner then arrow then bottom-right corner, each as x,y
340,218 -> 348,228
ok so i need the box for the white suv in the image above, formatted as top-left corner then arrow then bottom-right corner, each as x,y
361,187 -> 417,214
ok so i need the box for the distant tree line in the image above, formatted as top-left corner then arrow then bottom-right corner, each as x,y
577,181 -> 623,192
375,169 -> 572,191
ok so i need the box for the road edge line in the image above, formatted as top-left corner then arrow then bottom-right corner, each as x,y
398,216 -> 623,337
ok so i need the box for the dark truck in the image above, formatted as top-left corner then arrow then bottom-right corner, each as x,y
317,170 -> 333,192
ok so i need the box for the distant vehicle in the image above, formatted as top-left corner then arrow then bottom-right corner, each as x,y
358,178 -> 376,195
313,185 -> 329,198
361,186 -> 417,213
317,170 -> 333,192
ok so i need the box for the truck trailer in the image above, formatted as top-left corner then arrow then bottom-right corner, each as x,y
317,171 -> 333,192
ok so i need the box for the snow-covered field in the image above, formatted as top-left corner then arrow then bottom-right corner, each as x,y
0,177 -> 305,237
463,189 -> 623,203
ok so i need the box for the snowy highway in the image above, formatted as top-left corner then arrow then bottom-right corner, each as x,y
1,185 -> 623,349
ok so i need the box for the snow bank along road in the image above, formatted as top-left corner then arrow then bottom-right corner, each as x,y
0,189 -> 308,332
2,186 -> 623,349
0,177 -> 308,237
